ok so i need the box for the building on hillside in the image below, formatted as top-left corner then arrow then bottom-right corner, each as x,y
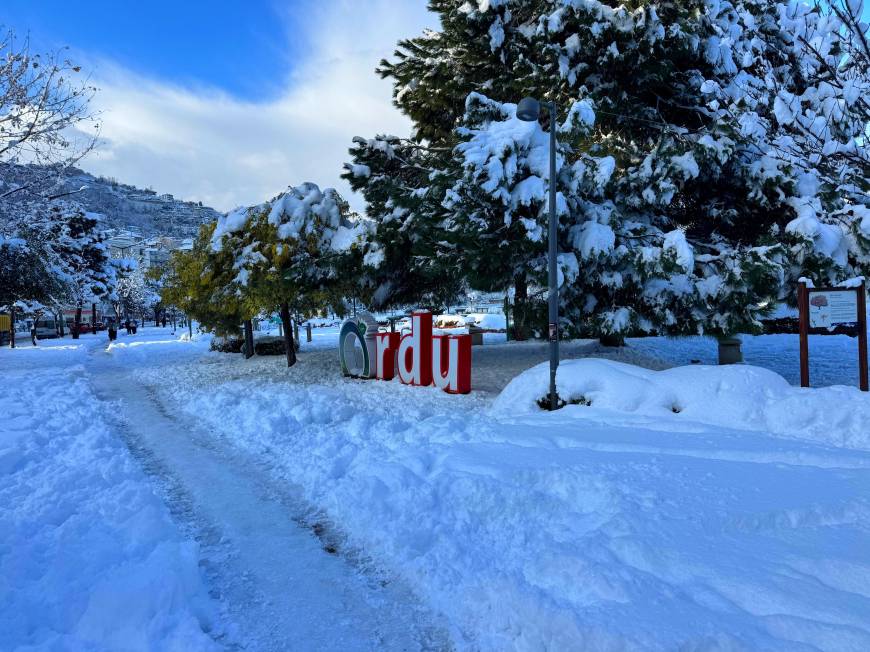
105,230 -> 145,260
105,229 -> 180,272
142,247 -> 171,270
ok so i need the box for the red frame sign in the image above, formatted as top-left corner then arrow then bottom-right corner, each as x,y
798,280 -> 868,391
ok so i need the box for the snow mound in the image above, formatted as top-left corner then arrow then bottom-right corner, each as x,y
106,331 -> 211,366
465,312 -> 507,330
0,363 -> 218,650
493,358 -> 870,451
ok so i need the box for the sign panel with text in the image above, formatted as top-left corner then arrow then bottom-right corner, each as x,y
808,290 -> 859,330
340,311 -> 472,394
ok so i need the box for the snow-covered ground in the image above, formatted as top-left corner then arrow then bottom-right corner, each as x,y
0,338 -> 220,650
629,332 -> 870,389
4,326 -> 870,650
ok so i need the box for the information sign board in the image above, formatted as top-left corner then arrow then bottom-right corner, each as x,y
798,281 -> 868,392
808,290 -> 859,329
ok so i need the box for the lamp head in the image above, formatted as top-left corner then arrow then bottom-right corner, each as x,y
516,97 -> 541,122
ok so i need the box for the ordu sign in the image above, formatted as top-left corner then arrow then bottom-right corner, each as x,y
339,311 -> 472,394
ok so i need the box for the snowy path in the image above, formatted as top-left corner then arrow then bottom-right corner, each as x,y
0,340 -> 219,650
88,348 -> 447,651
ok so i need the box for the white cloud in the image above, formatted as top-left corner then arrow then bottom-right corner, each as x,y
79,1 -> 434,213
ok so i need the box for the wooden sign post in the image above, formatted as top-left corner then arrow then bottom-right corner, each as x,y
798,279 -> 868,391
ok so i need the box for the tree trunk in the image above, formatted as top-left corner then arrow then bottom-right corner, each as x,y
188,318 -> 193,339
599,334 -> 625,347
57,312 -> 65,337
243,319 -> 255,359
72,305 -> 82,339
512,274 -> 529,341
91,303 -> 97,329
717,335 -> 743,365
10,307 -> 15,349
280,302 -> 296,367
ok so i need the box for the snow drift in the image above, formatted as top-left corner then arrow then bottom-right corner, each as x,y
0,353 -> 218,650
493,358 -> 870,451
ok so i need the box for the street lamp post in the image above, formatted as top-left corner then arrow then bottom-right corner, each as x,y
517,97 -> 559,410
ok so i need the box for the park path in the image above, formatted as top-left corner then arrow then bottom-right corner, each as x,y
87,345 -> 447,652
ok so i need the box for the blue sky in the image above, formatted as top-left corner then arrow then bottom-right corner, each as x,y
0,1 -> 433,211
2,1 -> 866,212
1,0 -> 315,100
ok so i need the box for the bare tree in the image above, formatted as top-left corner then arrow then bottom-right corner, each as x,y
0,28 -> 100,202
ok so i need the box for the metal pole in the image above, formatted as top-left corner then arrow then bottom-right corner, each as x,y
858,280 -> 868,392
798,281 -> 810,388
548,100 -> 559,410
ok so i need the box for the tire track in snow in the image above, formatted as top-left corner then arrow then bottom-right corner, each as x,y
89,356 -> 451,652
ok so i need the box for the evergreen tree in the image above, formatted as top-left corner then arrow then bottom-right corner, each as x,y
343,136 -> 464,312
734,0 -> 870,286
53,207 -> 114,338
161,223 -> 248,338
347,0 -> 870,338
0,208 -> 65,315
443,92 -> 597,337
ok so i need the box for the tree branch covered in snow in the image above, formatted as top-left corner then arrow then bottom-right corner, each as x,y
346,0 -> 870,338
0,28 -> 99,201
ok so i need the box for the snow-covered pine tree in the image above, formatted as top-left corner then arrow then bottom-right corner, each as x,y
0,201 -> 67,316
53,207 -> 114,338
348,0 -> 869,338
727,0 -> 870,287
343,1 -> 543,319
343,136 -> 465,312
443,92 -> 596,338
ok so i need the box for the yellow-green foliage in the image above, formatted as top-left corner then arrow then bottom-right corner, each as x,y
161,224 -> 248,336
163,185 -> 369,333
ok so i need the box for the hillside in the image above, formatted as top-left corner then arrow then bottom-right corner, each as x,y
0,163 -> 222,237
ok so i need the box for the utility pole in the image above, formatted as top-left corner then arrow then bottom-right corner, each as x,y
517,96 -> 560,410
